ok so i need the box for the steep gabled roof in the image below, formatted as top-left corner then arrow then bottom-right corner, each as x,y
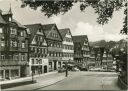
41,23 -> 63,41
41,23 -> 55,36
59,28 -> 70,39
25,23 -> 43,42
72,35 -> 87,43
12,19 -> 26,29
0,14 -> 6,24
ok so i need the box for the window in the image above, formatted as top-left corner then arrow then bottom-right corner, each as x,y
22,43 -> 25,48
39,29 -> 42,32
31,59 -> 34,64
10,41 -> 17,47
9,17 -> 12,21
21,31 -> 24,36
49,62 -> 52,68
1,42 -> 5,47
0,28 -> 2,33
50,43 -> 53,47
21,55 -> 25,61
1,55 -> 5,60
51,52 -> 53,57
10,27 -> 17,35
14,55 -> 18,60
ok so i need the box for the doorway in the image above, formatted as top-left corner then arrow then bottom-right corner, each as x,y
5,70 -> 9,79
54,61 -> 57,70
44,65 -> 47,73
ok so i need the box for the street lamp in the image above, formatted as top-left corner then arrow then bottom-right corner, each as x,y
65,59 -> 71,77
31,60 -> 34,83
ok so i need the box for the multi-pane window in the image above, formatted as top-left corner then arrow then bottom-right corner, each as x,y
21,55 -> 25,61
1,55 -> 5,60
10,27 -> 17,35
10,40 -> 17,47
31,59 -> 34,64
14,55 -> 19,60
39,29 -> 42,33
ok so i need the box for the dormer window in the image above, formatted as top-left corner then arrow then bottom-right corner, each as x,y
39,29 -> 42,32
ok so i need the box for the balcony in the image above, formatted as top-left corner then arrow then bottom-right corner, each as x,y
0,59 -> 27,66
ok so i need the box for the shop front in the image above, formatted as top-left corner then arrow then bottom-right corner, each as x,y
28,58 -> 49,76
0,66 -> 20,81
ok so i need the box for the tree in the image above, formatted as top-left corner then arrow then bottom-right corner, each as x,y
20,0 -> 126,26
120,3 -> 127,34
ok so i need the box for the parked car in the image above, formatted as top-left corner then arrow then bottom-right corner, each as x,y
80,68 -> 88,71
72,67 -> 80,71
58,68 -> 66,73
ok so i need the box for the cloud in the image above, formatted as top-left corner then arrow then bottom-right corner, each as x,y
74,22 -> 126,42
50,16 -> 61,25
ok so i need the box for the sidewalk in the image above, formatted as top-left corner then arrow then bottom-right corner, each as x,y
2,72 -> 66,90
0,71 -> 57,85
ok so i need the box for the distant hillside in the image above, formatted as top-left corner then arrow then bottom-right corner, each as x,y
89,39 -> 124,49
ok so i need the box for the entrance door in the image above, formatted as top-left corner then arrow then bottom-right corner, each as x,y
5,70 -> 9,79
54,61 -> 57,70
20,66 -> 26,77
44,66 -> 47,73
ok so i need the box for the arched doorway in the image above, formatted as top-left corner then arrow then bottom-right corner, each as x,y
44,65 -> 47,73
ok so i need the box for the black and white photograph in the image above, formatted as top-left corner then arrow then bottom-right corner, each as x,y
0,0 -> 127,90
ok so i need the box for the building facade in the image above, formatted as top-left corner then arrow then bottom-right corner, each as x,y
59,28 -> 74,67
25,24 -> 49,76
72,35 -> 90,70
0,9 -> 28,80
42,24 -> 63,72
89,47 -> 95,69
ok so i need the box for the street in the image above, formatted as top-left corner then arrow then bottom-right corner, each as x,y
37,71 -> 120,90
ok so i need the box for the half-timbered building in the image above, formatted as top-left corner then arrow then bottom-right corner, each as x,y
0,9 -> 28,80
72,35 -> 90,70
42,24 -> 63,71
25,24 -> 48,75
59,28 -> 74,67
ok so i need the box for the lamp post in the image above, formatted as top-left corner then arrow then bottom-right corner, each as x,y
31,61 -> 34,83
65,59 -> 70,77
65,60 -> 68,77
32,65 -> 34,83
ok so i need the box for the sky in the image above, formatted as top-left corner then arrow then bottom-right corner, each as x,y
0,0 -> 126,42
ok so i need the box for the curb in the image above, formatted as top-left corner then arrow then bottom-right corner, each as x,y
33,77 -> 66,90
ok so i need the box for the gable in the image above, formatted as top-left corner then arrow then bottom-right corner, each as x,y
42,38 -> 47,46
47,25 -> 62,41
36,28 -> 44,35
65,30 -> 72,38
31,36 -> 36,44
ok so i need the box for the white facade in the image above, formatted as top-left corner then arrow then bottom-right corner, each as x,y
27,58 -> 49,76
62,31 -> 74,65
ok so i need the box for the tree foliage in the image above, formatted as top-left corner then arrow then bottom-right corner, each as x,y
21,0 -> 126,25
